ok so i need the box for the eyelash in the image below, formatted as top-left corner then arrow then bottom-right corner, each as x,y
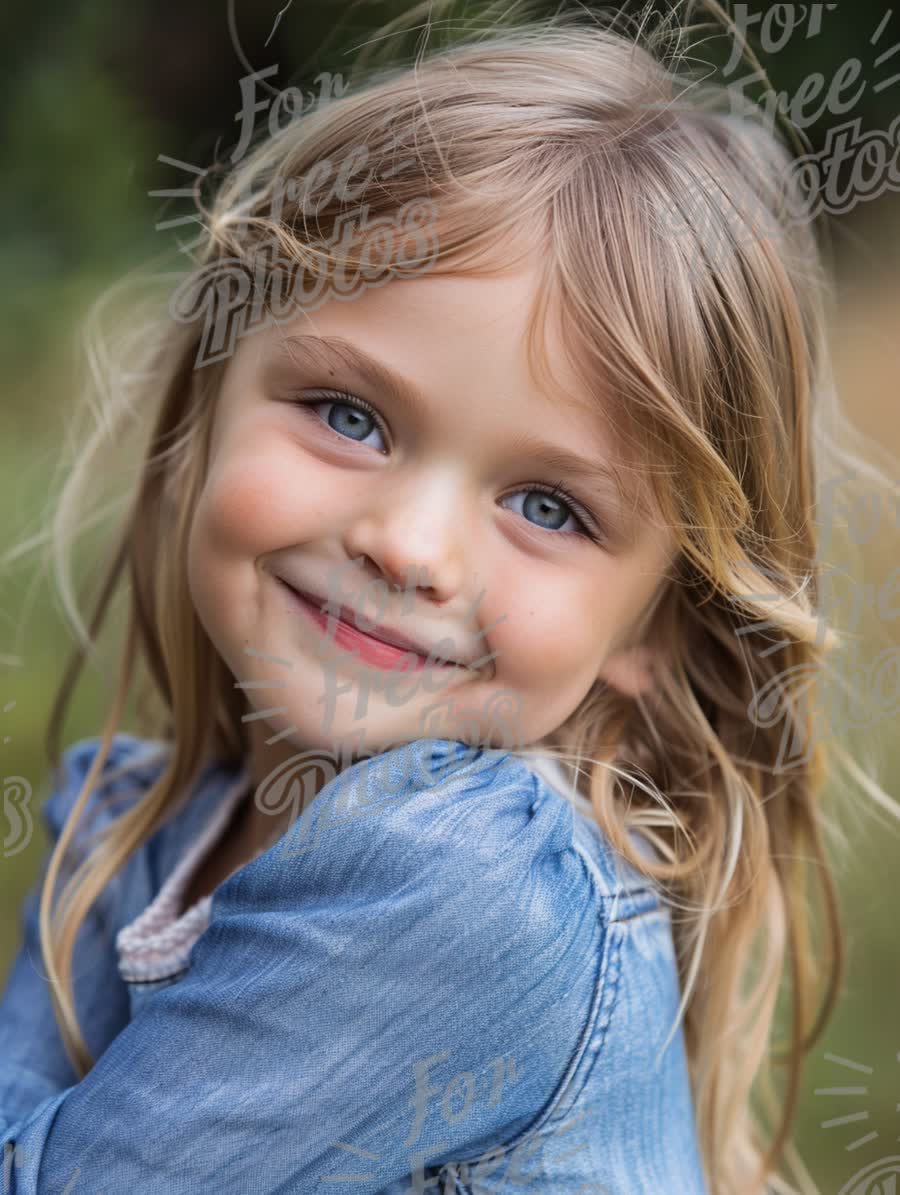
293,388 -> 608,546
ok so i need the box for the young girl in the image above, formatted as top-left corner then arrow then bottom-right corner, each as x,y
1,3 -> 896,1193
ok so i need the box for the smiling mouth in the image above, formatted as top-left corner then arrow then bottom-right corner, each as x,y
275,577 -> 465,673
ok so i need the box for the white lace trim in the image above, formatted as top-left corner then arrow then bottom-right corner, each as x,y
116,767 -> 252,983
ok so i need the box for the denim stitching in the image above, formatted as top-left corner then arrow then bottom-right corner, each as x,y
445,902 -> 623,1184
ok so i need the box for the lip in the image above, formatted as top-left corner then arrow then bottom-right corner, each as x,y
275,577 -> 465,673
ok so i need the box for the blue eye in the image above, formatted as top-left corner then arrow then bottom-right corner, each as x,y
298,390 -> 388,453
500,484 -> 604,544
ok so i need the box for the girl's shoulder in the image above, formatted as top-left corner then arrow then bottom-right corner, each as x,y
216,739 -> 691,1187
45,734 -> 663,927
231,737 -> 661,942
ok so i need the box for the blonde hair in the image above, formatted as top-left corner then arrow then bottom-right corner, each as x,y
6,2 -> 899,1192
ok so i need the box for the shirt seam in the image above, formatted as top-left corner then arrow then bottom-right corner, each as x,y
446,904 -> 622,1179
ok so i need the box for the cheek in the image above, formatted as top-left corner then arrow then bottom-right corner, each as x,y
488,580 -> 604,690
193,449 -> 328,559
185,452 -> 293,630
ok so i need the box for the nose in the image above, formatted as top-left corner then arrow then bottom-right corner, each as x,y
342,470 -> 469,605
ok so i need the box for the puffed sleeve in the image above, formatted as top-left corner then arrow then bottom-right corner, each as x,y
0,738 -> 603,1194
0,736 -> 165,1135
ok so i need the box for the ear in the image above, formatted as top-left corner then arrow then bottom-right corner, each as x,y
596,644 -> 659,701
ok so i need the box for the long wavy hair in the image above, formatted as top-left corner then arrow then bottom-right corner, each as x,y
6,3 -> 899,1192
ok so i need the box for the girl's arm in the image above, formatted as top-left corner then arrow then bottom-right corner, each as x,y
0,737 -> 157,1134
0,739 -> 603,1194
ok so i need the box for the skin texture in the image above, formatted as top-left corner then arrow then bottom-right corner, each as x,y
185,263 -> 678,875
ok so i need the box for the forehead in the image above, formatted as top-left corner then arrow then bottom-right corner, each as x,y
250,265 -> 596,426
251,261 -> 574,389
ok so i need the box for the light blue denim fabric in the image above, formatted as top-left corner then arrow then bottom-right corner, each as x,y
0,734 -> 709,1193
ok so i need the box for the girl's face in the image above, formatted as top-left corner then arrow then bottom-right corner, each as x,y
187,262 -> 678,790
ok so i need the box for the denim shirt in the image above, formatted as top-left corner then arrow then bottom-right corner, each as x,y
0,734 -> 709,1194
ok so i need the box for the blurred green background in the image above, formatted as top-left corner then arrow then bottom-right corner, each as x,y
1,2 -> 898,1191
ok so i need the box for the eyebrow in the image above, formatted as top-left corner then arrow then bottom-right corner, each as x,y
275,334 -> 421,412
271,333 -> 645,526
